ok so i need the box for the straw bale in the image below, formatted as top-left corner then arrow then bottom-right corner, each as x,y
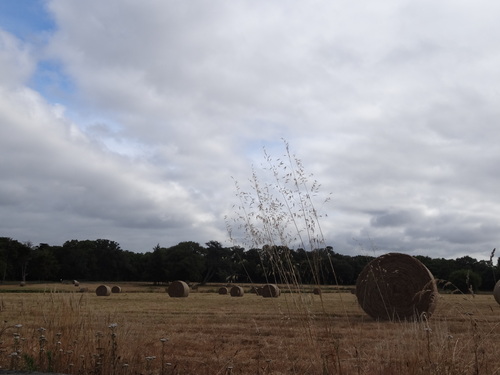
73,280 -> 79,286
261,284 -> 280,298
95,285 -> 111,296
313,287 -> 322,295
79,287 -> 89,293
356,252 -> 438,321
168,280 -> 189,297
494,280 -> 500,305
111,285 -> 122,293
218,287 -> 229,295
230,285 -> 244,297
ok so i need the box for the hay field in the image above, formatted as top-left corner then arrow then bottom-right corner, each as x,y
0,283 -> 499,374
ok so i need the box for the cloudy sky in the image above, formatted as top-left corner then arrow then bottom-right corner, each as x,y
1,0 -> 499,260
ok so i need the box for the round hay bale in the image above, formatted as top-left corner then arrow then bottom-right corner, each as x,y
168,280 -> 189,297
356,252 -> 438,321
111,286 -> 122,293
73,280 -> 79,286
261,284 -> 280,298
494,280 -> 500,305
218,287 -> 229,295
230,285 -> 244,297
95,285 -> 111,296
79,287 -> 89,293
313,287 -> 322,295
19,281 -> 26,287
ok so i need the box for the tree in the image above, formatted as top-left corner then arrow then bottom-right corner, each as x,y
200,241 -> 232,284
448,269 -> 482,293
164,242 -> 205,282
29,243 -> 60,281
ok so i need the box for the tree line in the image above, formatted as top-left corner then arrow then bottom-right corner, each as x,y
0,237 -> 498,292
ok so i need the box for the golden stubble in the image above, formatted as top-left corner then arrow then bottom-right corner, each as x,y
0,284 -> 499,374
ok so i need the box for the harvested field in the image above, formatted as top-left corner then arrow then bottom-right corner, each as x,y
0,282 -> 499,374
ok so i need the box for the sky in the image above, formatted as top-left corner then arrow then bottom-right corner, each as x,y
1,0 -> 499,260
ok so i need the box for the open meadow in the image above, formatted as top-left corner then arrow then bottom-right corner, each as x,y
0,282 -> 499,375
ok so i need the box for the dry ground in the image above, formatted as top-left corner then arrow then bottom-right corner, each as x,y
0,282 -> 499,374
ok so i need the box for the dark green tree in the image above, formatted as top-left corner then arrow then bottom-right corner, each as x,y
448,269 -> 482,293
164,242 -> 205,282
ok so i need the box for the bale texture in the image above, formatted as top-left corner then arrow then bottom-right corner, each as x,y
168,280 -> 189,297
230,285 -> 244,297
218,287 -> 228,295
261,284 -> 280,298
111,286 -> 122,293
356,252 -> 438,321
494,280 -> 500,305
95,285 -> 111,296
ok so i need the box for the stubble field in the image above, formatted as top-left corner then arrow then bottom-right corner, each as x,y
0,282 -> 499,374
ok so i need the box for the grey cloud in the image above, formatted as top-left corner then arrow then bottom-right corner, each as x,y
1,1 -> 500,258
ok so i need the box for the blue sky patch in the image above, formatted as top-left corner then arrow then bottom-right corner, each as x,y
0,0 -> 55,42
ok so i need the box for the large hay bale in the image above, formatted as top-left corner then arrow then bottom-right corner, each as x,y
313,287 -> 322,295
494,280 -> 500,305
168,280 -> 189,297
95,285 -> 111,296
230,285 -> 244,297
218,287 -> 229,295
356,252 -> 438,321
111,286 -> 122,293
261,284 -> 280,298
73,280 -> 79,287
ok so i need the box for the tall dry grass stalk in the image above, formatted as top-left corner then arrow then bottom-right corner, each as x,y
226,140 -> 352,354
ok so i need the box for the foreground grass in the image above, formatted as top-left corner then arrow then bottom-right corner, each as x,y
0,283 -> 499,374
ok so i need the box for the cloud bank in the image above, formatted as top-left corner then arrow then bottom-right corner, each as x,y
1,0 -> 500,259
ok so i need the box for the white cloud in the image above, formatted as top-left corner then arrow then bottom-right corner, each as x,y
1,1 -> 500,259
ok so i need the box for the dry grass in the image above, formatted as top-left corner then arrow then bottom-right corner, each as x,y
0,284 -> 499,374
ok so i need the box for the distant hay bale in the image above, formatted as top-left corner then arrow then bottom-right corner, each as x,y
73,280 -> 79,286
111,286 -> 122,293
79,287 -> 89,293
19,281 -> 26,287
230,285 -> 244,297
218,287 -> 229,295
261,284 -> 280,298
494,280 -> 500,305
356,252 -> 438,321
95,285 -> 111,296
313,287 -> 322,295
168,280 -> 189,298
